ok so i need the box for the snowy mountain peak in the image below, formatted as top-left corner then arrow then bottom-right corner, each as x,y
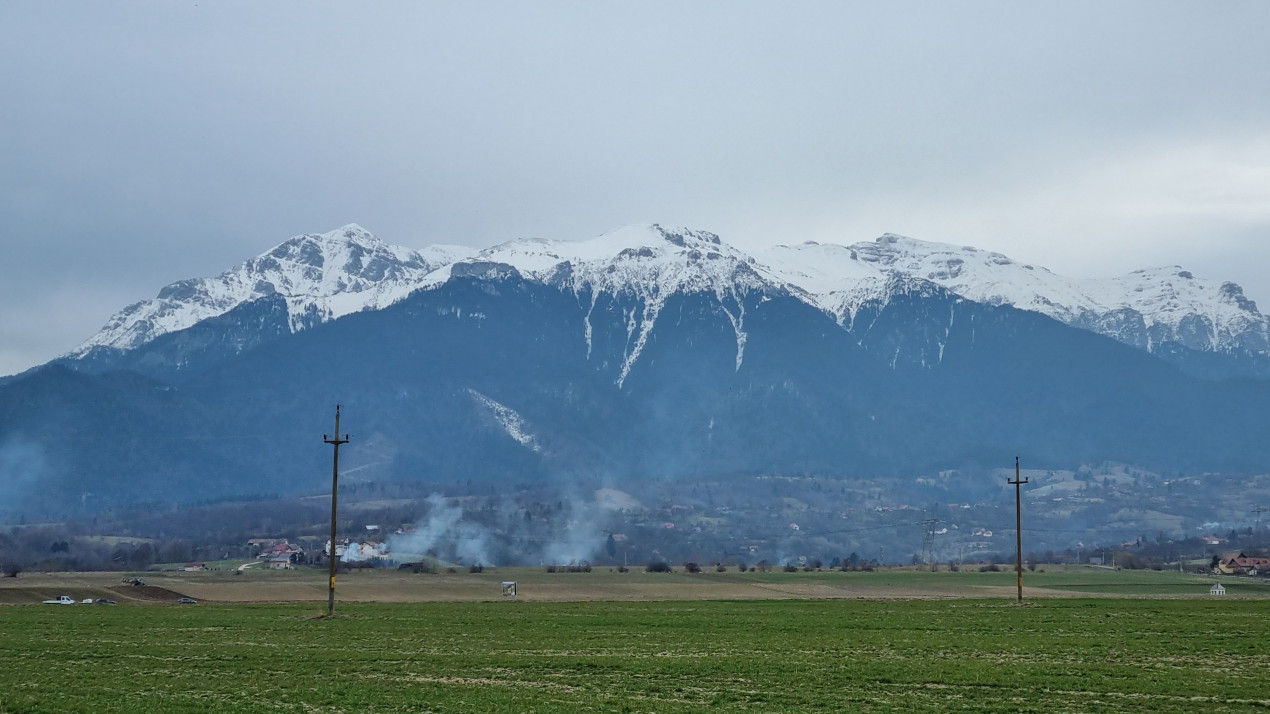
857,234 -> 1029,274
763,233 -> 1270,357
255,224 -> 386,270
433,223 -> 778,295
68,225 -> 473,358
243,224 -> 450,291
428,223 -> 783,386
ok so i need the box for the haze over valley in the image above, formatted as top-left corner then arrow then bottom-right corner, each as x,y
3,223 -> 1269,570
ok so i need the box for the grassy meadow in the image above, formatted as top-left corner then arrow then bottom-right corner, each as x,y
2,592 -> 1269,713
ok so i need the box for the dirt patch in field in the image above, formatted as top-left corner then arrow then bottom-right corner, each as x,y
107,585 -> 191,602
0,583 -> 187,605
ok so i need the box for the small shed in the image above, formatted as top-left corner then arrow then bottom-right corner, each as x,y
501,581 -> 517,597
1210,583 -> 1226,596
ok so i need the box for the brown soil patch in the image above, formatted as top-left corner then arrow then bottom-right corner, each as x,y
0,573 -> 199,605
107,585 -> 190,602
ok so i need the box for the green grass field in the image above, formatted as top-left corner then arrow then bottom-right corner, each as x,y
739,566 -> 1267,596
2,597 -> 1268,713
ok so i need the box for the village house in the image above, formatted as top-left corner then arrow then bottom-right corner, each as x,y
1217,552 -> 1270,576
325,538 -> 351,558
342,541 -> 386,561
256,542 -> 304,563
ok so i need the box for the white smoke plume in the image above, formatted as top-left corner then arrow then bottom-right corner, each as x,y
386,491 -> 616,567
387,494 -> 495,565
0,436 -> 48,513
542,498 -> 606,565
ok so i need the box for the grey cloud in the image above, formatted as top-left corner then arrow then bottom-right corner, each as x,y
2,1 -> 1269,375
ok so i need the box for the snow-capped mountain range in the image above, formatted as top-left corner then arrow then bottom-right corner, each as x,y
758,234 -> 1269,357
18,222 -> 1270,515
67,223 -> 1270,372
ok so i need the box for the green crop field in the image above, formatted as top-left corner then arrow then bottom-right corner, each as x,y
2,597 -> 1268,713
738,567 -> 1268,596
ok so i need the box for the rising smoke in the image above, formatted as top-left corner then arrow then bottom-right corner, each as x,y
385,494 -> 496,565
0,436 -> 48,515
385,492 -> 615,567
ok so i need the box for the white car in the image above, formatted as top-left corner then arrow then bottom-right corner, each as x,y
42,595 -> 75,605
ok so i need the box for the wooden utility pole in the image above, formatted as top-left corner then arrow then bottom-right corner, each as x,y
1008,456 -> 1028,603
324,405 -> 349,618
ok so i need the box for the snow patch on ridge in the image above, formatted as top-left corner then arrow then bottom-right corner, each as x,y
467,389 -> 542,453
718,292 -> 747,372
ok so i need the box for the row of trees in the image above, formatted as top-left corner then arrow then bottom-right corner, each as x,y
0,526 -> 235,574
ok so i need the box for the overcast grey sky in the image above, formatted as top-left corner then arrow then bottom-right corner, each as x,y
3,1 -> 1269,377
